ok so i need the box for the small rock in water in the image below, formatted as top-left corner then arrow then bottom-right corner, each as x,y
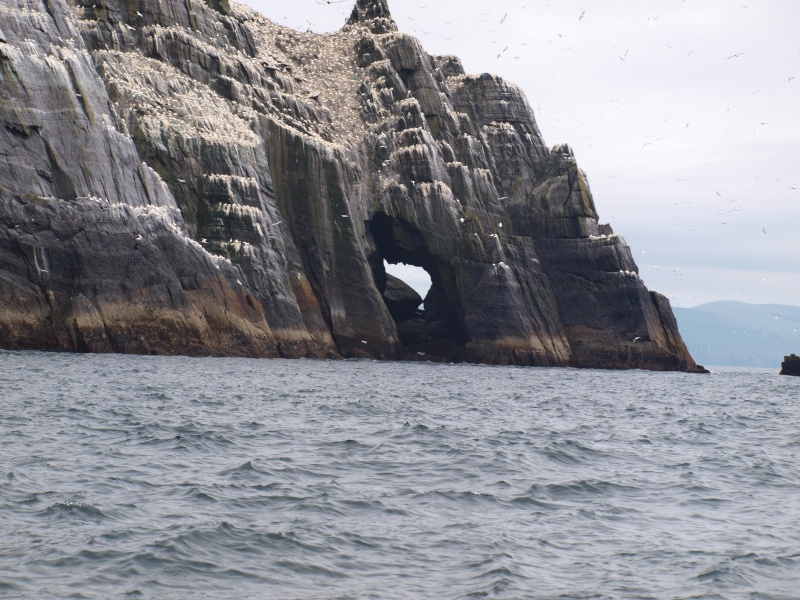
780,354 -> 800,376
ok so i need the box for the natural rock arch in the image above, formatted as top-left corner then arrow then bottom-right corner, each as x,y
369,212 -> 469,360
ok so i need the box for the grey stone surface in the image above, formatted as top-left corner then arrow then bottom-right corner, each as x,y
0,0 -> 702,371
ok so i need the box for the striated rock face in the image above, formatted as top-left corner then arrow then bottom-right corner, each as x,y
0,0 -> 703,370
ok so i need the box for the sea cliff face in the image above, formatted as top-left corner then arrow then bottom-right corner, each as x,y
0,0 -> 703,370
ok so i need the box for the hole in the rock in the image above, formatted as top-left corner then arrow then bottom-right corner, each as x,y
380,261 -> 429,349
383,260 -> 431,348
369,213 -> 469,359
384,261 -> 430,310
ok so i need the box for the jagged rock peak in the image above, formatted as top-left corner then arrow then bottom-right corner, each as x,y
347,0 -> 397,33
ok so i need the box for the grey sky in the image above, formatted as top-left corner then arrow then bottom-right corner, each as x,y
243,0 -> 799,308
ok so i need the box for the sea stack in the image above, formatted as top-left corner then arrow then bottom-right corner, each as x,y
780,355 -> 800,376
0,0 -> 703,371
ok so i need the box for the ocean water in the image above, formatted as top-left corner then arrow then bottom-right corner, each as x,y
1,351 -> 799,599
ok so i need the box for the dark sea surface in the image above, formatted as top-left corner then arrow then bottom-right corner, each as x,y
1,351 -> 799,599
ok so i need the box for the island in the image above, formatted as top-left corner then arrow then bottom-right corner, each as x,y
0,0 -> 704,371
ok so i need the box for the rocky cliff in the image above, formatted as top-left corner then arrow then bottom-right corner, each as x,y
0,0 -> 704,370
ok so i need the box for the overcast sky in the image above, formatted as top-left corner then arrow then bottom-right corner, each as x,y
243,0 -> 799,309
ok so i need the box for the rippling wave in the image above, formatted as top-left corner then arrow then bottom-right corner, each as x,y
1,351 -> 799,598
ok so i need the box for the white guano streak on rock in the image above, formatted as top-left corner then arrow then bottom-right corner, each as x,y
233,2 -> 370,147
99,50 -> 261,147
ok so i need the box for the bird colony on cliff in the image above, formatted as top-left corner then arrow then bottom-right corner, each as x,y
0,0 -> 704,371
